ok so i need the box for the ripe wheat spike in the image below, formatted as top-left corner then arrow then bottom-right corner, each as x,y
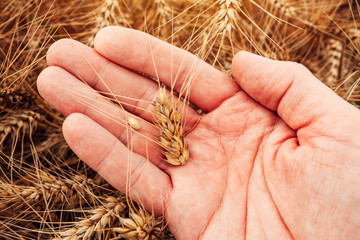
153,88 -> 189,165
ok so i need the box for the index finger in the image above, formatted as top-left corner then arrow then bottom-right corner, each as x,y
94,26 -> 239,112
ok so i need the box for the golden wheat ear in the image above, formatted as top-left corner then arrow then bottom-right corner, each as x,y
114,207 -> 165,239
152,87 -> 189,166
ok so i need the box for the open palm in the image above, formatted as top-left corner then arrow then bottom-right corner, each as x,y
38,27 -> 360,240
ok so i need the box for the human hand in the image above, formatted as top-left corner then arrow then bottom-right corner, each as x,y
37,27 -> 360,239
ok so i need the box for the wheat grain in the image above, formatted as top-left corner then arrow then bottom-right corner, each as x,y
127,116 -> 141,130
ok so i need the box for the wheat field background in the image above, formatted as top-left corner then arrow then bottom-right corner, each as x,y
0,0 -> 359,239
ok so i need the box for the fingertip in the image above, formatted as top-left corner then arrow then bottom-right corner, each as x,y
62,113 -> 78,154
231,51 -> 269,89
231,51 -> 260,74
37,66 -> 65,101
62,112 -> 86,142
232,50 -> 254,64
37,66 -> 52,98
94,26 -> 147,64
94,26 -> 126,53
46,38 -> 74,66
231,51 -> 246,72
63,111 -> 82,127
94,26 -> 115,46
62,113 -> 99,161
37,65 -> 84,116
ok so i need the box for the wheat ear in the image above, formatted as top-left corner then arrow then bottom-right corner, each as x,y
55,196 -> 127,240
113,207 -> 165,240
267,0 -> 297,18
0,88 -> 33,110
1,173 -> 96,212
153,88 -> 189,166
0,110 -> 40,147
87,0 -> 126,47
325,39 -> 343,86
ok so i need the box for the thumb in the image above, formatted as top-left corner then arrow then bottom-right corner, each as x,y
231,51 -> 360,139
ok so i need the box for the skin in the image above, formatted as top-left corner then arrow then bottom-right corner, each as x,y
37,27 -> 360,240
